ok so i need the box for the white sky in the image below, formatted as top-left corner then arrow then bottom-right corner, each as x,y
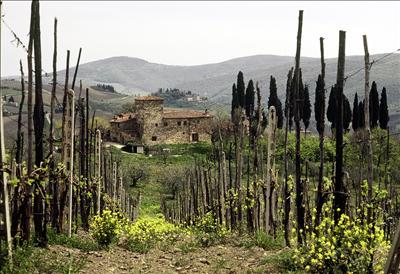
1,1 -> 400,76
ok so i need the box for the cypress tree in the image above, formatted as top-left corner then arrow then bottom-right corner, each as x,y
268,75 -> 277,109
327,86 -> 336,130
237,71 -> 246,109
268,75 -> 283,129
298,69 -> 305,120
284,68 -> 294,131
343,95 -> 352,132
379,87 -> 389,129
314,74 -> 325,135
359,100 -> 365,129
352,93 -> 359,131
276,99 -> 284,129
245,79 -> 255,118
369,81 -> 380,128
231,83 -> 238,120
302,84 -> 311,132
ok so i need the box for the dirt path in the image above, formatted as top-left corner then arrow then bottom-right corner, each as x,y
49,243 -> 278,274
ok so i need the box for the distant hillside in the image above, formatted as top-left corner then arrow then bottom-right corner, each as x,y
54,53 -> 399,130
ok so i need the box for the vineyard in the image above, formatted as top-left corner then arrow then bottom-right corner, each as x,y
1,1 -> 400,274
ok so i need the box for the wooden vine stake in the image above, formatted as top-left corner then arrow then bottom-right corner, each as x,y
0,0 -> 12,258
0,94 -> 12,259
67,89 -> 75,237
265,106 -> 277,234
96,129 -> 102,214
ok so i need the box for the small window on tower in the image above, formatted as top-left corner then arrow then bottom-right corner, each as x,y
152,136 -> 157,141
164,122 -> 168,126
183,121 -> 187,126
155,123 -> 158,127
177,121 -> 181,126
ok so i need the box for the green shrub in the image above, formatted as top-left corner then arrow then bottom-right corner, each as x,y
294,212 -> 389,273
192,212 -> 228,247
125,214 -> 183,253
89,209 -> 126,247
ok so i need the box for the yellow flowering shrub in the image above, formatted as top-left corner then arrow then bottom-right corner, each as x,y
192,212 -> 228,247
89,209 -> 126,247
125,214 -> 183,253
294,211 -> 389,273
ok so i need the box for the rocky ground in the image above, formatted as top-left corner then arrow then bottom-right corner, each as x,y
48,243 -> 282,274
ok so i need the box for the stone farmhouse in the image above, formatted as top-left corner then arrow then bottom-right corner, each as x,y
109,96 -> 213,145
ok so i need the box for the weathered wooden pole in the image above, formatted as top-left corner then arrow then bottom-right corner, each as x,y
0,0 -> 12,255
363,35 -> 373,223
294,10 -> 305,245
113,162 -> 117,202
315,37 -> 326,226
333,30 -> 346,224
265,106 -> 277,234
50,17 -> 58,230
283,68 -> 293,246
96,129 -> 101,214
68,89 -> 75,237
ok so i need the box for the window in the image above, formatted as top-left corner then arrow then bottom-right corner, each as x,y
183,121 -> 187,126
155,123 -> 158,127
164,122 -> 168,126
152,136 -> 157,141
177,121 -> 181,126
182,132 -> 185,134
192,133 -> 199,142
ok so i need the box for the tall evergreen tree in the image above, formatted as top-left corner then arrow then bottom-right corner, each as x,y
231,83 -> 238,120
298,69 -> 305,120
352,93 -> 359,131
268,75 -> 277,109
268,75 -> 283,128
245,79 -> 255,118
284,68 -> 294,130
302,84 -> 311,132
343,95 -> 352,132
359,100 -> 365,129
327,86 -> 336,131
276,99 -> 284,129
314,74 -> 325,135
379,87 -> 389,129
237,71 -> 246,109
369,81 -> 380,128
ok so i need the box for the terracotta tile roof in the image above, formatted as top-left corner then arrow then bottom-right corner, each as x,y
110,112 -> 136,123
135,95 -> 164,101
162,108 -> 212,119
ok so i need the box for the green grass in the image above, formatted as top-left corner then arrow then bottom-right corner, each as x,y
0,244 -> 87,274
260,249 -> 299,273
48,229 -> 100,252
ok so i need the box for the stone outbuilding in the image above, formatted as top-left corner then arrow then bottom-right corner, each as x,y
109,96 -> 213,144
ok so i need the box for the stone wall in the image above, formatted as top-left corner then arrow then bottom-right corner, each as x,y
146,117 -> 212,144
135,100 -> 164,144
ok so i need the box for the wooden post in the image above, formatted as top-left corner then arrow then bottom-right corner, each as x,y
363,35 -> 373,223
283,68 -> 293,246
68,89 -> 75,237
113,162 -> 117,202
0,35 -> 13,257
294,10 -> 305,245
96,129 -> 101,214
316,37 -> 326,227
333,30 -> 346,224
